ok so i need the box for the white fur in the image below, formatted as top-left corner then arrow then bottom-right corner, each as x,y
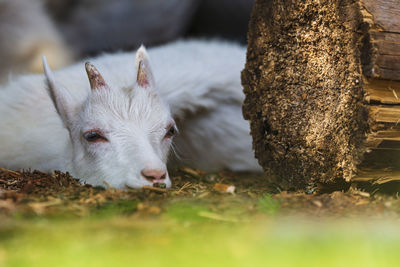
0,40 -> 261,189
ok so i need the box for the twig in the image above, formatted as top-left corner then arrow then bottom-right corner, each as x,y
142,186 -> 167,193
0,168 -> 21,178
176,182 -> 192,194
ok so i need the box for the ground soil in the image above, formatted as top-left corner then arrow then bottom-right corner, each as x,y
0,167 -> 399,219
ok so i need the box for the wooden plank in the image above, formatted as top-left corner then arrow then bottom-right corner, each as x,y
369,105 -> 400,123
352,169 -> 400,184
364,78 -> 400,104
360,0 -> 400,80
375,55 -> 400,80
361,0 -> 400,32
373,33 -> 400,56
368,130 -> 400,141
356,147 -> 400,179
374,140 -> 400,149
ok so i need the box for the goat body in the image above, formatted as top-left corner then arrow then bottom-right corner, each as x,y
0,40 -> 260,189
0,0 -> 72,82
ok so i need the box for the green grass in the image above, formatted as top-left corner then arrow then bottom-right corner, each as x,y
2,168 -> 399,266
1,208 -> 400,267
0,188 -> 399,267
89,199 -> 140,218
258,194 -> 280,215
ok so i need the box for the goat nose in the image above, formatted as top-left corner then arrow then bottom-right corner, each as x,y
141,169 -> 166,182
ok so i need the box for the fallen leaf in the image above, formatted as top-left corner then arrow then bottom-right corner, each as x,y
214,183 -> 235,194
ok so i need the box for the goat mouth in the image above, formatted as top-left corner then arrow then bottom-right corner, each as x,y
152,181 -> 167,189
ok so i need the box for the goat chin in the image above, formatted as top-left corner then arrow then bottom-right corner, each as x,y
0,39 -> 262,189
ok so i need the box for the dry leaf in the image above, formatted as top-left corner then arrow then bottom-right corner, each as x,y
214,183 -> 235,194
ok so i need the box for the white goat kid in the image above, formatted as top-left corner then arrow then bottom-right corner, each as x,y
0,40 -> 260,189
43,47 -> 173,189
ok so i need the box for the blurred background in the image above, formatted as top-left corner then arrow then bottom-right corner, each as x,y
0,0 -> 255,83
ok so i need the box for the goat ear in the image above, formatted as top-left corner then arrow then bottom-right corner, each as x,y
42,56 -> 75,128
135,45 -> 155,88
85,62 -> 109,90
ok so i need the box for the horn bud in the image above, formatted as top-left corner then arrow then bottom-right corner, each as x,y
85,62 -> 108,90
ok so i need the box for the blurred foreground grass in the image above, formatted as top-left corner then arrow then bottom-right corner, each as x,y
1,199 -> 400,267
1,169 -> 400,266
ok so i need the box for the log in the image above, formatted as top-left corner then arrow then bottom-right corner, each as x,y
242,0 -> 400,189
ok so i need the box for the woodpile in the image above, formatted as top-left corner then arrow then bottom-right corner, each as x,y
242,0 -> 400,189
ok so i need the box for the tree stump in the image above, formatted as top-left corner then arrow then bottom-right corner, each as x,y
242,0 -> 400,189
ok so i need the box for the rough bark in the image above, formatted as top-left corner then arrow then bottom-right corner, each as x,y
242,0 -> 400,189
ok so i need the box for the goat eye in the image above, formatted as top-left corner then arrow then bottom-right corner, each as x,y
165,126 -> 176,138
84,131 -> 107,142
